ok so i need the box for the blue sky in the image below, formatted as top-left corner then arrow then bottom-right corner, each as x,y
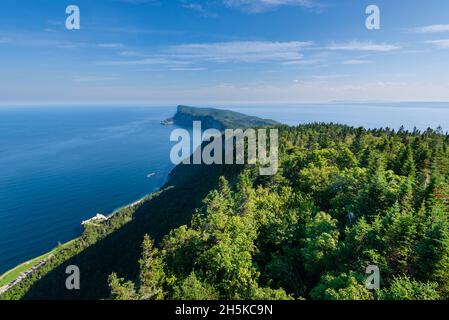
1,0 -> 449,105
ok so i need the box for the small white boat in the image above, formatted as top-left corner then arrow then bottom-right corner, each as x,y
146,172 -> 156,178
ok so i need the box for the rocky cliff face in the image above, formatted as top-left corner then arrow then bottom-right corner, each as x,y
172,111 -> 224,131
163,105 -> 279,131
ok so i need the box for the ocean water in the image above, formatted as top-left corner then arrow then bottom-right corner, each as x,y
1,103 -> 449,275
0,106 -> 178,274
226,102 -> 449,131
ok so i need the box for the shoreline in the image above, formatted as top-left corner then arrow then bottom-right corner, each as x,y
0,175 -> 170,292
0,193 -> 151,293
107,192 -> 151,219
0,192 -> 153,283
0,239 -> 78,292
0,107 -> 226,294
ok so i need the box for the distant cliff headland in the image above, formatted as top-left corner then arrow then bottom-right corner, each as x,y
162,105 -> 279,130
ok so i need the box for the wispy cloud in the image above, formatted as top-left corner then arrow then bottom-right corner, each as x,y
169,67 -> 208,71
167,41 -> 312,63
328,41 -> 401,52
99,57 -> 184,66
182,2 -> 206,12
114,0 -> 159,4
56,42 -> 125,49
119,0 -> 321,14
73,75 -> 120,82
181,1 -> 217,17
96,43 -> 125,48
222,0 -> 321,13
119,50 -> 148,57
342,59 -> 373,65
426,39 -> 449,48
411,24 -> 449,34
282,59 -> 319,65
312,74 -> 348,80
100,41 -> 313,67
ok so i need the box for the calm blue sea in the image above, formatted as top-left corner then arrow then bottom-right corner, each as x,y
1,102 -> 449,274
0,106 -> 178,274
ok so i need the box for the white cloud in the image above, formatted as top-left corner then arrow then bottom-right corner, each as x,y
411,24 -> 449,34
180,1 -> 218,17
119,50 -> 147,57
99,57 -> 184,66
312,74 -> 348,80
101,41 -> 313,66
342,59 -> 373,65
426,39 -> 449,48
117,0 -> 321,13
167,41 -> 312,63
73,75 -> 120,82
183,3 -> 205,11
170,67 -> 207,71
96,43 -> 124,48
328,41 -> 401,52
282,59 -> 319,65
115,0 -> 159,4
55,42 -> 125,49
222,0 -> 320,13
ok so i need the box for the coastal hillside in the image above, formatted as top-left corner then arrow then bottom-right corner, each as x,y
2,107 -> 449,300
106,123 -> 449,300
1,106 -> 262,300
2,156 -> 241,300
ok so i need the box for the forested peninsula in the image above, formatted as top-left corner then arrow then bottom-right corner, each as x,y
162,105 -> 279,129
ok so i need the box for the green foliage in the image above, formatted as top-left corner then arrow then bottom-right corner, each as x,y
310,272 -> 374,300
249,287 -> 293,300
195,178 -> 259,299
382,204 -> 418,275
138,235 -> 166,300
5,116 -> 449,301
378,276 -> 440,300
301,212 -> 339,275
337,217 -> 388,275
172,273 -> 219,300
415,219 -> 449,297
172,105 -> 279,130
108,234 -> 166,300
108,273 -> 137,300
264,247 -> 304,296
161,226 -> 203,277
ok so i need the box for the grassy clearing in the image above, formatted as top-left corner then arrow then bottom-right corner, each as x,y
0,239 -> 77,287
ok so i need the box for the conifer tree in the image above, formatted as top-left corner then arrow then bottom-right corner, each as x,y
415,220 -> 449,298
138,234 -> 166,300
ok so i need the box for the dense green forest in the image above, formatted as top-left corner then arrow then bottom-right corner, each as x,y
106,123 -> 449,300
2,108 -> 449,300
